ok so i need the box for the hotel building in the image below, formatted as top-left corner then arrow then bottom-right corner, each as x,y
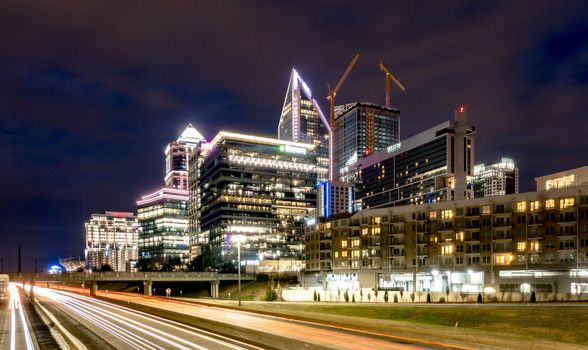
536,165 -> 588,191
198,132 -> 318,268
85,211 -> 138,272
356,106 -> 475,209
305,184 -> 588,294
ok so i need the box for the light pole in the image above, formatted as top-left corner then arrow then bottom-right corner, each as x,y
234,234 -> 245,306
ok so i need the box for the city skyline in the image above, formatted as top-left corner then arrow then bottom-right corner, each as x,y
1,1 -> 588,270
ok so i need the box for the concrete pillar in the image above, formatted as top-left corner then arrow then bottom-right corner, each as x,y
90,282 -> 98,297
144,280 -> 152,296
210,281 -> 220,298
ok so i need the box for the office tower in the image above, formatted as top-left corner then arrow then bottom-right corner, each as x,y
333,102 -> 400,182
199,131 -> 318,268
85,211 -> 138,272
165,123 -> 204,190
317,180 -> 354,218
356,106 -> 475,209
278,68 -> 330,181
473,158 -> 519,198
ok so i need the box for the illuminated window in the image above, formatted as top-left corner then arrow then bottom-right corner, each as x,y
517,242 -> 526,252
361,228 -> 368,236
429,211 -> 437,219
441,245 -> 454,255
546,199 -> 555,209
351,250 -> 360,258
495,254 -> 513,265
342,251 -> 348,258
560,198 -> 575,209
529,241 -> 540,251
441,210 -> 454,220
482,206 -> 491,215
325,222 -> 331,229
352,239 -> 360,247
372,216 -> 381,224
334,251 -> 339,258
456,232 -> 464,241
341,241 -> 348,248
516,202 -> 527,212
372,227 -> 381,235
530,201 -> 541,211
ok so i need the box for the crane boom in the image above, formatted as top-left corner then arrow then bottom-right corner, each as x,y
332,53 -> 360,97
378,61 -> 406,108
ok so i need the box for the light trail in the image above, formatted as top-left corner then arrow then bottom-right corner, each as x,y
9,283 -> 35,350
34,286 -> 257,350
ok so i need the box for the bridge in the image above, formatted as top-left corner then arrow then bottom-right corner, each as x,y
8,272 -> 255,298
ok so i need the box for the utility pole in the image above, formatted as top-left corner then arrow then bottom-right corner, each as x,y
18,245 -> 22,274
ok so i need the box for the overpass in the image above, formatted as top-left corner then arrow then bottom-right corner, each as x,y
8,272 -> 255,298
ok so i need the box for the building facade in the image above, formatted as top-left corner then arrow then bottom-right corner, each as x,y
317,180 -> 354,218
334,102 -> 400,182
85,211 -> 138,272
137,188 -> 190,265
278,69 -> 331,181
164,123 -> 204,190
473,157 -> 519,198
356,106 -> 475,209
198,131 -> 318,268
536,165 -> 588,192
305,185 -> 588,294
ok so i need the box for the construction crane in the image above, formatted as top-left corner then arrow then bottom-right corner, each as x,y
378,60 -> 406,108
326,53 -> 360,180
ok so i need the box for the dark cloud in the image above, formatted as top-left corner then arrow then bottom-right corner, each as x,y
1,1 -> 587,270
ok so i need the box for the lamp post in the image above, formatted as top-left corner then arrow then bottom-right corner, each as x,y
233,234 -> 245,306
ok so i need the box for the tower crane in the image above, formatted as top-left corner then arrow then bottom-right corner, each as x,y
326,53 -> 360,180
378,60 -> 406,108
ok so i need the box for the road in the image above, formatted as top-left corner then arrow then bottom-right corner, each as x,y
0,284 -> 36,350
93,290 -> 455,350
33,286 -> 264,350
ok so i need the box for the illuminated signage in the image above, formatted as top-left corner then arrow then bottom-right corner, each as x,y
387,142 -> 402,153
279,145 -> 307,155
545,174 -> 575,190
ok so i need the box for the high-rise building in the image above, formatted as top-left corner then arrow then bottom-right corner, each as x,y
138,124 -> 202,266
473,158 -> 519,198
317,180 -> 354,218
165,124 -> 204,190
334,102 -> 400,182
137,188 -> 190,264
356,107 -> 475,209
188,140 -> 209,260
85,211 -> 138,272
198,131 -> 318,268
278,69 -> 331,181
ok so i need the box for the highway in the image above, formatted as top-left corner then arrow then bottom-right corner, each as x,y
32,286 -> 264,350
1,284 -> 36,350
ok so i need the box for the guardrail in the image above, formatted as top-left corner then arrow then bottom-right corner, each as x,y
8,272 -> 255,282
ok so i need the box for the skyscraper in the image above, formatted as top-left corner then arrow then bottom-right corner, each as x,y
473,158 -> 519,198
333,102 -> 400,182
278,69 -> 330,181
85,211 -> 138,272
164,123 -> 204,190
198,131 -> 318,268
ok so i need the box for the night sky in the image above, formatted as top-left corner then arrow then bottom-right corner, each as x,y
1,1 -> 587,271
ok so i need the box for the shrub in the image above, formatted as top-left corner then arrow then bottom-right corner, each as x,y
313,290 -> 318,302
427,293 -> 431,303
344,290 -> 349,302
367,293 -> 371,302
317,293 -> 321,302
439,297 -> 446,303
477,293 -> 483,303
265,285 -> 277,301
530,291 -> 536,303
393,294 -> 398,303
352,294 -> 356,303
384,290 -> 389,303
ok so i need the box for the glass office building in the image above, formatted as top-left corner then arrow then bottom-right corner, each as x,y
278,69 -> 330,181
198,132 -> 318,267
137,188 -> 190,264
334,102 -> 400,182
473,158 -> 519,198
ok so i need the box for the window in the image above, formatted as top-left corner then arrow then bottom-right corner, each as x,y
482,205 -> 491,215
361,228 -> 368,236
372,216 -> 381,224
560,198 -> 575,209
325,222 -> 331,229
429,211 -> 437,219
530,201 -> 541,211
483,256 -> 491,264
334,251 -> 339,258
456,231 -> 464,241
516,202 -> 527,212
529,241 -> 540,251
341,251 -> 348,258
341,241 -> 348,248
351,250 -> 360,258
441,210 -> 454,220
495,254 -> 513,265
546,199 -> 555,209
351,239 -> 360,247
517,242 -> 526,252
441,245 -> 454,255
372,227 -> 381,235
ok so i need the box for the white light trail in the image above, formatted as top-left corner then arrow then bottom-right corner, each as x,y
9,284 -> 34,350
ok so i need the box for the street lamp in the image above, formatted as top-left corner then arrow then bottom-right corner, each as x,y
233,234 -> 246,306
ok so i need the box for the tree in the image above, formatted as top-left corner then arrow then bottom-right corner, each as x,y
427,293 -> 431,303
530,291 -> 536,303
359,289 -> 363,302
219,261 -> 237,274
99,264 -> 113,272
352,294 -> 356,303
394,294 -> 398,303
344,290 -> 349,302
477,293 -> 483,303
384,290 -> 389,303
367,292 -> 371,302
313,290 -> 318,302
374,289 -> 379,303
137,258 -> 155,272
187,256 -> 204,272
317,293 -> 321,302
266,285 -> 277,301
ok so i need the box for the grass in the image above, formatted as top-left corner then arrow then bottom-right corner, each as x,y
197,300 -> 588,347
